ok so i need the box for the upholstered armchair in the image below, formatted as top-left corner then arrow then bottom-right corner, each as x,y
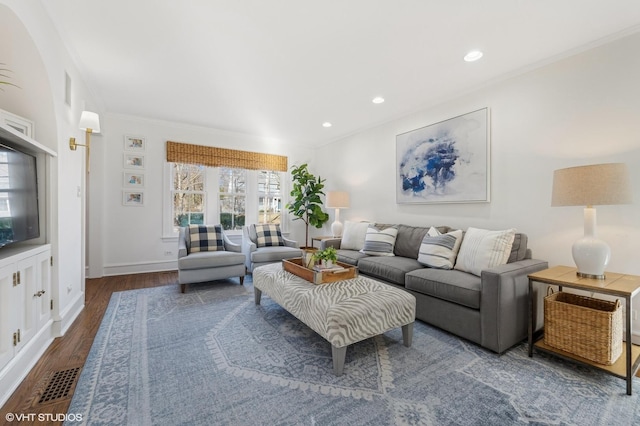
178,225 -> 246,293
242,224 -> 302,273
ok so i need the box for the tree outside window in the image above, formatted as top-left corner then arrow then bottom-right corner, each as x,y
219,167 -> 246,230
171,163 -> 205,230
258,170 -> 281,225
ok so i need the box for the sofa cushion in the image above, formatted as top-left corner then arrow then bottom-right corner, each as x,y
454,227 -> 516,276
358,256 -> 424,286
405,268 -> 482,309
360,225 -> 398,256
340,221 -> 371,250
178,250 -> 245,270
254,224 -> 285,247
373,224 -> 452,258
417,228 -> 463,269
251,246 -> 301,263
336,249 -> 369,266
393,224 -> 430,258
509,233 -> 528,263
188,225 -> 224,253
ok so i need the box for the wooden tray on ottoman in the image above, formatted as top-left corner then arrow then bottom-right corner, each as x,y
282,258 -> 357,284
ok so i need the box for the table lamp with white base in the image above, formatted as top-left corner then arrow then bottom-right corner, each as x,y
551,163 -> 632,279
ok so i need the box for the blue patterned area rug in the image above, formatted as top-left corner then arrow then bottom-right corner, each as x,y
66,279 -> 640,425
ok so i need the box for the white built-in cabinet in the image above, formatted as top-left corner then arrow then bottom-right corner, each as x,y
0,244 -> 52,372
0,121 -> 56,406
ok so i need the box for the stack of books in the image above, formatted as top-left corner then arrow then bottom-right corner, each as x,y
313,264 -> 347,273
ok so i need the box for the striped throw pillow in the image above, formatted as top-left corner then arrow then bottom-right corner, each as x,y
188,225 -> 224,253
359,225 -> 398,256
254,224 -> 285,247
417,228 -> 463,269
454,227 -> 516,276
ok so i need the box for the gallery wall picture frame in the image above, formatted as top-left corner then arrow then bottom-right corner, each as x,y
123,172 -> 144,187
396,107 -> 490,204
123,191 -> 144,206
124,153 -> 145,169
124,134 -> 146,151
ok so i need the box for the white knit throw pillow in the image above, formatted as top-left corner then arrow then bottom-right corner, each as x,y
454,227 -> 516,276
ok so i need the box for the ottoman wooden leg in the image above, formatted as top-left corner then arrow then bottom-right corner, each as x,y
402,322 -> 414,347
254,288 -> 262,305
240,276 -> 245,285
332,345 -> 347,376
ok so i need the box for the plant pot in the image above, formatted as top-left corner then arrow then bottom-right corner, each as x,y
322,260 -> 334,268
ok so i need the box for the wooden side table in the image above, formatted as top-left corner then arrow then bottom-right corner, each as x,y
528,266 -> 640,395
311,236 -> 336,248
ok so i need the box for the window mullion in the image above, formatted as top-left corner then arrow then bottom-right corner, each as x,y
207,167 -> 218,226
246,170 -> 258,226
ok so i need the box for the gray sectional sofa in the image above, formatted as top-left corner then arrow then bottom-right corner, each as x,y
320,224 -> 548,353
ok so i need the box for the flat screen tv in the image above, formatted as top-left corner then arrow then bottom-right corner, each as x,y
0,142 -> 39,248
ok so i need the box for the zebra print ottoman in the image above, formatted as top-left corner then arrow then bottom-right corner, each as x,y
253,262 -> 416,376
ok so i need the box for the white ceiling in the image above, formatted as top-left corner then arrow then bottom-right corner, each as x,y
42,0 -> 640,147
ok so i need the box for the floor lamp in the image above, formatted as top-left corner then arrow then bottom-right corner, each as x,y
551,163 -> 632,279
326,191 -> 350,237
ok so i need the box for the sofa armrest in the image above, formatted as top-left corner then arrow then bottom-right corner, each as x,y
241,227 -> 257,253
283,236 -> 299,248
223,233 -> 242,253
319,238 -> 342,250
178,228 -> 188,259
479,259 -> 548,353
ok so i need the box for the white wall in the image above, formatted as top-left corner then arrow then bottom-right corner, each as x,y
91,114 -> 314,276
314,31 -> 640,277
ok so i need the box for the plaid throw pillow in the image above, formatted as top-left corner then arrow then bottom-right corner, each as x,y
188,225 -> 225,253
254,224 -> 285,247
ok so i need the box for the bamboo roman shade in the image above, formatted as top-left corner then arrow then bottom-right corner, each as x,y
166,141 -> 288,172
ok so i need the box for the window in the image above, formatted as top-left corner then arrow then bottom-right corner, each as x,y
165,163 -> 286,236
218,168 -> 246,231
257,171 -> 281,225
171,163 -> 205,228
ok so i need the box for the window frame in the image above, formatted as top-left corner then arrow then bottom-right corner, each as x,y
162,162 -> 289,239
169,163 -> 207,229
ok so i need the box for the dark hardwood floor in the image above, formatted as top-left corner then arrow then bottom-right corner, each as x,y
0,271 -> 178,426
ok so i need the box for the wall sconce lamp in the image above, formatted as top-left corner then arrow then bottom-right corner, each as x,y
70,110 -> 100,172
326,191 -> 350,237
551,163 -> 632,279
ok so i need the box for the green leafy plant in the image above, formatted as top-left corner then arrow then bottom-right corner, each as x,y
286,163 -> 330,248
313,246 -> 338,263
0,64 -> 19,91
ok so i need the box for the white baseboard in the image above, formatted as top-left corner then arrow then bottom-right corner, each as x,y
53,292 -> 85,337
0,321 -> 54,407
102,260 -> 177,276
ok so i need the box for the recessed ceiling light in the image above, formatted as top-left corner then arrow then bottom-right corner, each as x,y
464,50 -> 483,62
372,96 -> 385,104
322,122 -> 332,128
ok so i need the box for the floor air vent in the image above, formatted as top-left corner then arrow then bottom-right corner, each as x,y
37,367 -> 81,405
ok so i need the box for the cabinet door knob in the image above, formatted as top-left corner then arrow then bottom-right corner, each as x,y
34,290 -> 46,297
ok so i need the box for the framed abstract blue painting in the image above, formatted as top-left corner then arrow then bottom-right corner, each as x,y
396,108 -> 490,204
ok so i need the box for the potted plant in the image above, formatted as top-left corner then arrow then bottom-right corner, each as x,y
286,163 -> 330,248
313,246 -> 338,268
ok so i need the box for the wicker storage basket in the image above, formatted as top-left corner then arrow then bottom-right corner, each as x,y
544,288 -> 622,365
